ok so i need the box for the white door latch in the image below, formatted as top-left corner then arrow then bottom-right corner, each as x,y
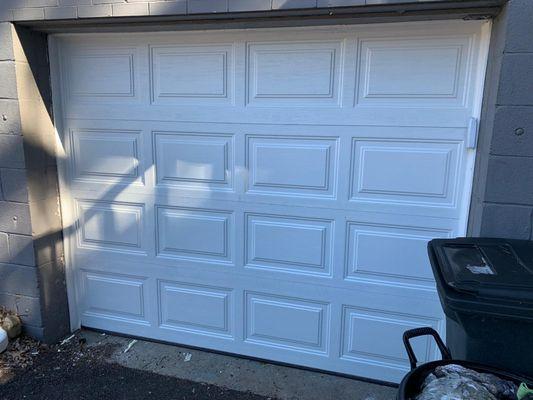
466,117 -> 479,149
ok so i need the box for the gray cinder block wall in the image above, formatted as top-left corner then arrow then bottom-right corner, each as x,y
0,23 -> 69,343
0,0 -> 531,343
469,0 -> 533,240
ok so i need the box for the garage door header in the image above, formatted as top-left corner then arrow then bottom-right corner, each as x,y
9,0 -> 505,32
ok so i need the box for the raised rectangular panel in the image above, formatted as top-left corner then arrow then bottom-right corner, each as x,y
153,132 -> 234,191
76,200 -> 144,253
151,45 -> 233,104
247,41 -> 342,106
357,37 -> 471,107
341,306 -> 438,367
71,129 -> 142,185
351,139 -> 459,206
82,270 -> 147,324
245,292 -> 329,354
246,135 -> 338,198
159,281 -> 232,338
245,213 -> 333,276
156,206 -> 233,264
345,222 -> 450,286
67,47 -> 137,100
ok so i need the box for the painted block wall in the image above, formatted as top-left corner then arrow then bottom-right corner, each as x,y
470,0 -> 533,240
0,23 -> 69,342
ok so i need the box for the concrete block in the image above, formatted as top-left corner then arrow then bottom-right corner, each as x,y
33,230 -> 62,267
505,0 -> 533,53
149,1 -> 187,15
0,233 -> 9,262
22,324 -> 44,340
480,203 -> 532,240
28,195 -> 62,238
0,23 -> 14,61
0,201 -> 32,235
12,8 -> 45,21
8,234 -> 35,266
498,53 -> 533,106
44,6 -> 77,19
188,0 -> 228,14
485,155 -> 533,205
272,0 -> 316,9
229,0 -> 271,12
26,166 -> 58,203
0,8 -> 14,22
491,106 -> 533,157
0,263 -> 39,297
37,259 -> 70,343
0,135 -> 25,169
317,0 -> 363,6
0,62 -> 18,99
93,0 -> 127,3
78,4 -> 112,18
0,292 -> 42,327
0,168 -> 29,202
58,0 -> 91,5
0,100 -> 22,135
112,2 -> 150,16
18,0 -> 59,7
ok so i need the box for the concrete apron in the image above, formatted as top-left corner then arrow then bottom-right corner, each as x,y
81,330 -> 397,400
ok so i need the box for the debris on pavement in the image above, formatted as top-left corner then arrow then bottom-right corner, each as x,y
124,339 -> 138,353
0,331 -> 277,400
416,364 -> 518,400
60,334 -> 76,346
184,352 -> 192,362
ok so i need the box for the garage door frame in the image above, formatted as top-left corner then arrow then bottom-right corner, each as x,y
48,19 -> 492,381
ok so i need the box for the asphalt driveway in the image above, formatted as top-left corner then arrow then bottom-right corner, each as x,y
0,331 -> 397,400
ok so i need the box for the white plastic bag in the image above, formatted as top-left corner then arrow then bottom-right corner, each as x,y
0,327 -> 7,353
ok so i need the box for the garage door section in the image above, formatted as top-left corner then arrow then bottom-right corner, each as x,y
52,21 -> 489,383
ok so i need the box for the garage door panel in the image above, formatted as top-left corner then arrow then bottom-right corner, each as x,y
246,40 -> 343,107
244,212 -> 334,277
63,45 -> 143,104
69,128 -> 144,186
244,291 -> 330,355
55,21 -> 488,383
80,269 -> 150,326
344,221 -> 452,288
349,138 -> 462,207
155,205 -> 234,265
75,199 -> 146,255
150,44 -> 235,105
158,280 -> 234,339
153,131 -> 235,191
356,36 -> 473,108
340,306 -> 440,370
246,135 -> 339,198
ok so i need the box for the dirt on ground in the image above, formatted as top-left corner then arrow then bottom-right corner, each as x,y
0,332 -> 276,400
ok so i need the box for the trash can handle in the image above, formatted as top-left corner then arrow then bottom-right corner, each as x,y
403,327 -> 452,370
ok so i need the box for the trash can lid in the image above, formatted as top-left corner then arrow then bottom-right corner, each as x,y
429,238 -> 533,302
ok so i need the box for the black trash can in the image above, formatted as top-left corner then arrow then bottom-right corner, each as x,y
428,237 -> 533,378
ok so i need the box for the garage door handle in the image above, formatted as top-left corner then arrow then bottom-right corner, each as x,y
403,327 -> 452,370
466,117 -> 479,149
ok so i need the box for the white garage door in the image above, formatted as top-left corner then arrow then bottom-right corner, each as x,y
51,20 -> 490,383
